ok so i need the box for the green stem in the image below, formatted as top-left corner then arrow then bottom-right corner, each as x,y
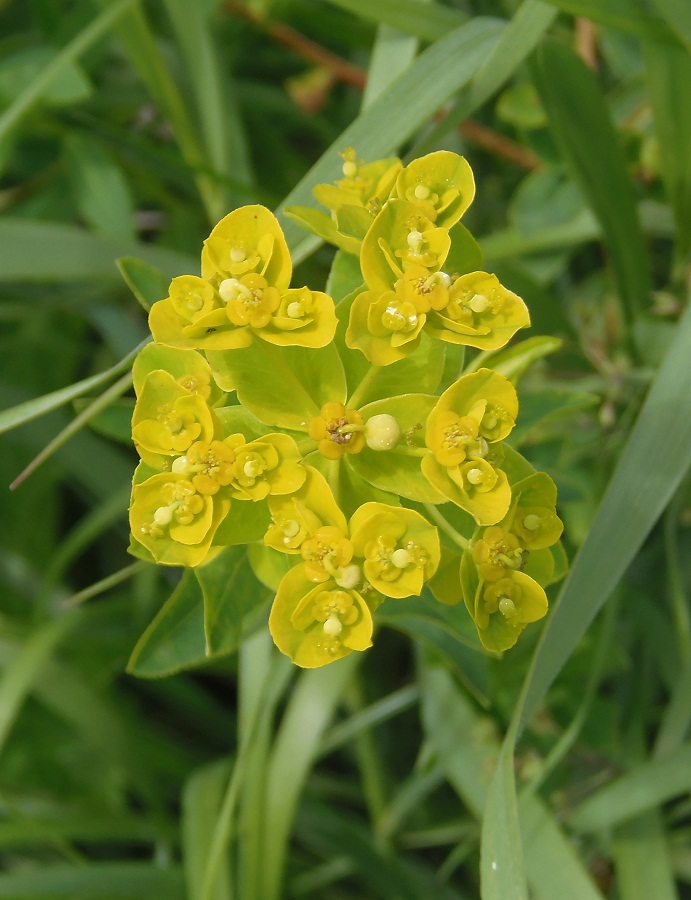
347,365 -> 381,409
423,503 -> 470,550
664,483 -> 691,663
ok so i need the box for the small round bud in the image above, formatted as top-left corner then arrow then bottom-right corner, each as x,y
466,467 -> 484,485
323,614 -> 343,636
230,247 -> 246,263
219,278 -> 241,302
414,183 -> 431,200
523,514 -> 541,531
365,414 -> 402,451
468,293 -> 489,313
342,160 -> 357,178
282,519 -> 300,539
171,456 -> 189,474
498,596 -> 516,618
391,548 -> 411,569
286,301 -> 303,319
153,506 -> 173,526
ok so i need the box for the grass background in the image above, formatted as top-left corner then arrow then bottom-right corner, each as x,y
1,0 -> 691,897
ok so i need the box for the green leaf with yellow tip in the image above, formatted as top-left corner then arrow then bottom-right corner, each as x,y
303,452 -> 400,520
326,249 -> 364,304
473,570 -> 548,653
522,548 -> 555,588
394,150 -> 476,228
201,205 -> 292,289
360,199 -> 451,292
269,567 -> 373,668
460,543 -> 480,619
206,341 -> 346,431
283,205 -> 361,254
347,394 -> 444,503
132,343 -> 220,403
499,443 -> 537,484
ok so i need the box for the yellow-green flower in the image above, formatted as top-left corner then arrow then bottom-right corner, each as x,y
301,526 -> 356,583
308,401 -> 366,460
269,566 -> 373,668
131,370 -> 217,469
471,525 -> 526,583
201,204 -> 292,289
505,473 -> 563,550
474,570 -> 548,652
346,287 -> 426,365
425,271 -> 530,350
349,502 -> 440,599
264,466 -> 347,553
253,286 -> 338,348
129,470 -> 229,567
393,150 -> 475,228
229,433 -> 306,500
422,369 -> 517,525
360,200 -> 451,293
313,147 -> 401,217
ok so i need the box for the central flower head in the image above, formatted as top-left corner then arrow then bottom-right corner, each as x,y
308,401 -> 365,459
219,273 -> 281,328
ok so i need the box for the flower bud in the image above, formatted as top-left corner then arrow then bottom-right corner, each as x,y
364,414 -> 402,451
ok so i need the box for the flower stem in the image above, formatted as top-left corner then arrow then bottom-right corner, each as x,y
347,365 -> 381,409
423,503 -> 470,550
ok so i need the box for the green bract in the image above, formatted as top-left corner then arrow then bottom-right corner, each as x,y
127,150 -> 567,667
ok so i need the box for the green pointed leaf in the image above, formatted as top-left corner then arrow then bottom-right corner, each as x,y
650,0 -> 691,49
0,862 -> 185,897
117,256 -> 171,312
540,0 -> 677,42
127,572 -> 207,678
206,342 -> 346,430
284,206 -> 361,254
467,336 -> 562,382
197,547 -> 270,656
320,0 -> 467,40
326,249 -> 363,304
182,760 -> 233,900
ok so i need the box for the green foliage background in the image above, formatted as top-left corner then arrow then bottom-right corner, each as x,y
1,0 -> 691,897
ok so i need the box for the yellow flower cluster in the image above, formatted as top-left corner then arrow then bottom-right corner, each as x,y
128,150 -> 566,665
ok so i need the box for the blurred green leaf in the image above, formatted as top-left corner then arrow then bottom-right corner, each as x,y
0,862 -> 184,897
117,257 -> 171,312
612,811 -> 677,900
541,0 -> 677,42
0,219 -> 195,282
0,46 -> 91,107
320,0 -> 467,41
64,133 -> 135,241
534,41 -> 652,329
127,572 -> 207,678
649,0 -> 691,49
644,40 -> 691,261
182,760 -> 233,900
197,546 -> 270,656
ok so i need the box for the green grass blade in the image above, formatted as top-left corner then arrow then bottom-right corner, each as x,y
0,616 -> 75,755
643,40 -> 691,263
182,760 -> 233,900
413,0 -> 557,156
0,343 -> 145,436
518,298 -> 691,727
540,0 -> 677,42
0,219 -> 195,281
262,656 -> 360,900
534,40 -> 652,330
0,862 -> 184,897
362,23 -> 418,110
650,0 -> 691,50
278,17 -> 506,252
569,743 -> 691,832
162,0 -> 253,216
0,0 -> 136,149
320,0 -> 467,41
612,811 -> 678,900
